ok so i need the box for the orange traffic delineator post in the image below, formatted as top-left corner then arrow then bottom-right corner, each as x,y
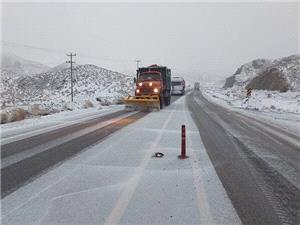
178,125 -> 188,159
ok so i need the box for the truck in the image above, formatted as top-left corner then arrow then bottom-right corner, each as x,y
124,64 -> 172,110
171,77 -> 185,95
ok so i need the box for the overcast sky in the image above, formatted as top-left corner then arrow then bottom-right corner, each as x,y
2,2 -> 299,82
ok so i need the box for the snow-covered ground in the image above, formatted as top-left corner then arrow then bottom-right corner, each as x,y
1,105 -> 124,143
201,84 -> 300,134
2,96 -> 241,225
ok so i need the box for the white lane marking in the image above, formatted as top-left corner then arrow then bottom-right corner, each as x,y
104,106 -> 175,225
183,109 -> 215,225
1,112 -> 137,169
1,107 -> 124,145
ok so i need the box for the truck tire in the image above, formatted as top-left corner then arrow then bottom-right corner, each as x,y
159,96 -> 164,109
165,96 -> 171,106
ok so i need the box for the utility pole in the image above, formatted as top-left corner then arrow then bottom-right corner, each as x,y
66,53 -> 76,102
135,59 -> 141,70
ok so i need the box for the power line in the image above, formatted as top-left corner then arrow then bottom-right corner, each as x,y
66,53 -> 76,102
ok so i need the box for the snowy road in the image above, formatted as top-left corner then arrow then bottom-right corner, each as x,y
2,91 -> 299,225
187,90 -> 300,225
1,109 -> 148,197
1,95 -> 241,225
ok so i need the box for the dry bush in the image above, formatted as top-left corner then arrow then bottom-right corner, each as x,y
0,113 -> 7,124
28,104 -> 45,116
6,108 -> 28,123
83,100 -> 94,109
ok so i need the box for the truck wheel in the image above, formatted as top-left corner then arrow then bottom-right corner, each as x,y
165,96 -> 171,106
159,96 -> 164,109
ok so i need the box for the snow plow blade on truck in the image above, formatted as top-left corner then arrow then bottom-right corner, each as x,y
123,95 -> 160,110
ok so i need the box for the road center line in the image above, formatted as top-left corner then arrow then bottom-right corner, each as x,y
104,107 -> 175,225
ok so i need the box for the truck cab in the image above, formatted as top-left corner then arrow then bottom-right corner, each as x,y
135,71 -> 162,96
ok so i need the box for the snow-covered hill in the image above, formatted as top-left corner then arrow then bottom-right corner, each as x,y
205,54 -> 300,114
224,55 -> 300,92
1,64 -> 134,112
1,52 -> 50,76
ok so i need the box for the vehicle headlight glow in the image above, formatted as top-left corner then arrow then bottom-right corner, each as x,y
149,82 -> 153,86
136,89 -> 140,93
153,88 -> 158,93
139,82 -> 143,86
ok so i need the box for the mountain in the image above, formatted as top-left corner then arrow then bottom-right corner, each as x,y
224,55 -> 300,92
46,62 -> 70,73
1,64 -> 134,111
1,52 -> 50,76
223,59 -> 272,89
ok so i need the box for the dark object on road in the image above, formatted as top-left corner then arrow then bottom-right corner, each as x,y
153,152 -> 164,158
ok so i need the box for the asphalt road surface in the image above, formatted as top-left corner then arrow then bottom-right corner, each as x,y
187,90 -> 300,225
1,96 -> 181,198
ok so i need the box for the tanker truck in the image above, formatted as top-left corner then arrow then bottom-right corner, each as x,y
124,64 -> 172,110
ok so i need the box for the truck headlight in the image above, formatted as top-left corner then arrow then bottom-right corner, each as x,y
136,89 -> 140,93
153,88 -> 158,93
149,82 -> 153,86
139,82 -> 143,86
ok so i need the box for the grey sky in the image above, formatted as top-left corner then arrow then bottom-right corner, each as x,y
2,2 -> 299,82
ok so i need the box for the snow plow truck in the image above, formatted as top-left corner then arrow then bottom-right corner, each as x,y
124,65 -> 172,110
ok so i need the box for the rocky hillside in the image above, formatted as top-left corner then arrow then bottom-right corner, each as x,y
224,55 -> 300,92
1,52 -> 50,76
1,64 -> 134,112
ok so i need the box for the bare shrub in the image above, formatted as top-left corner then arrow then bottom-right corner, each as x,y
0,113 -> 7,124
83,100 -> 94,109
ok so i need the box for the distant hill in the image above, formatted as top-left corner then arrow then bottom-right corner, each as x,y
1,52 -> 50,76
1,63 -> 134,111
224,55 -> 300,92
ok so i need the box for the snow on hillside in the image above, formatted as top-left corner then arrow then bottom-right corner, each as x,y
224,59 -> 272,89
1,64 -> 134,113
203,55 -> 300,127
1,52 -> 50,76
224,54 -> 300,92
270,54 -> 300,91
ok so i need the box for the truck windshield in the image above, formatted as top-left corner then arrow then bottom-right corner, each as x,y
172,81 -> 182,86
139,73 -> 161,81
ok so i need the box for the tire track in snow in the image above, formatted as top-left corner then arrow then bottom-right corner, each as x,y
183,109 -> 215,225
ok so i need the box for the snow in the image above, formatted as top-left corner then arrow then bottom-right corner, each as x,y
2,96 -> 241,225
1,52 -> 50,76
1,56 -> 134,115
202,84 -> 300,134
1,105 -> 124,143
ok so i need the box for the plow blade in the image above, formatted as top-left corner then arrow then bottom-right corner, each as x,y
123,95 -> 160,110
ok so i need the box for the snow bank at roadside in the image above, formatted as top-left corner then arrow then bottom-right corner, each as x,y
203,85 -> 300,113
0,105 -> 124,137
201,84 -> 300,134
